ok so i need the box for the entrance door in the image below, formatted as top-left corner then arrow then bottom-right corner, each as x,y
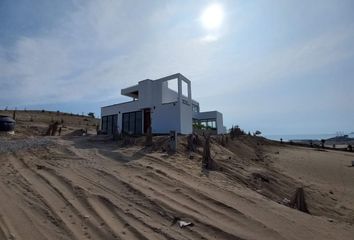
144,108 -> 151,133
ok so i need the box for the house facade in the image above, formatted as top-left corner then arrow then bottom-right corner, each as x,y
101,73 -> 226,135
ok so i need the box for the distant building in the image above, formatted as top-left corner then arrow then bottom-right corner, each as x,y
101,73 -> 226,135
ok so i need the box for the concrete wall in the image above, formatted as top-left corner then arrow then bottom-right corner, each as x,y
138,80 -> 153,109
216,111 -> 226,134
151,102 -> 180,133
180,101 -> 192,134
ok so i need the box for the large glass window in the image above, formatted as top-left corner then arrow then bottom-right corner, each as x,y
101,114 -> 118,134
122,111 -> 143,135
192,104 -> 199,113
194,118 -> 217,130
102,116 -> 107,132
128,112 -> 136,134
135,111 -> 142,134
123,113 -> 129,133
113,115 -> 118,132
107,116 -> 113,134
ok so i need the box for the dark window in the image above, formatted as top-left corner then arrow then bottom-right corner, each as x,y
129,112 -> 135,134
122,111 -> 143,135
113,115 -> 118,132
192,104 -> 199,113
101,114 -> 118,135
107,116 -> 113,134
123,113 -> 129,133
135,111 -> 142,134
102,116 -> 107,132
196,118 -> 217,130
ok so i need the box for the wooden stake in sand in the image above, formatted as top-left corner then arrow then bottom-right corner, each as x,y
220,134 -> 226,146
45,121 -> 59,136
45,124 -> 53,136
145,126 -> 153,146
169,130 -> 177,153
202,135 -> 213,170
51,122 -> 59,136
187,134 -> 196,152
289,187 -> 310,214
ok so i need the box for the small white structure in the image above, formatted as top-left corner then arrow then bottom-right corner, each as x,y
101,73 -> 226,135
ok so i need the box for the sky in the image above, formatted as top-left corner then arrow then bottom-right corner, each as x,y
0,0 -> 354,135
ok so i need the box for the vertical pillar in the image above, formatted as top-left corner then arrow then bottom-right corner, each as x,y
188,81 -> 192,102
177,77 -> 182,103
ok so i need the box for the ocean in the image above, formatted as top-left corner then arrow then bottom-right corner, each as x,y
264,133 -> 354,141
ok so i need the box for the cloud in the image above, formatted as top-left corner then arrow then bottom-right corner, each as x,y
193,26 -> 354,99
200,34 -> 219,42
0,0 -> 220,107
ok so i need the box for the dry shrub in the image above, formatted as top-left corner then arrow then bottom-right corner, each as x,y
230,125 -> 245,140
122,135 -> 135,146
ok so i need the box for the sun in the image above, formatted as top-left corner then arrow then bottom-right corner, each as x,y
200,3 -> 224,30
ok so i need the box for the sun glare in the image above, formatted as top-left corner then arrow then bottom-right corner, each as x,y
200,3 -> 224,30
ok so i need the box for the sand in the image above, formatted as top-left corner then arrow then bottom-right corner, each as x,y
0,133 -> 353,240
0,110 -> 353,239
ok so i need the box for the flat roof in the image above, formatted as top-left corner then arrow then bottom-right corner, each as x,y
101,100 -> 137,109
121,84 -> 139,97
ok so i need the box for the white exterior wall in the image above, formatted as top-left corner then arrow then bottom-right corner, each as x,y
180,102 -> 192,134
216,112 -> 226,134
138,80 -> 153,109
151,102 -> 181,133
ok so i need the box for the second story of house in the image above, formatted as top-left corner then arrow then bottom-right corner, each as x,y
102,73 -> 199,115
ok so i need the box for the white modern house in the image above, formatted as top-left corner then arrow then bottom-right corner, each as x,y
101,73 -> 226,135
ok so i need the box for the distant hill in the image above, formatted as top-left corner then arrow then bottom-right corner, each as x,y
0,110 -> 100,136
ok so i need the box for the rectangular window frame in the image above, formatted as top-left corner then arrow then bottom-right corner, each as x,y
122,110 -> 143,135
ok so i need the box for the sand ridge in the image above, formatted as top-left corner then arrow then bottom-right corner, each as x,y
0,134 -> 353,239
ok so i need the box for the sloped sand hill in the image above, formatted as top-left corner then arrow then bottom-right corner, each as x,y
0,110 -> 99,137
0,133 -> 353,240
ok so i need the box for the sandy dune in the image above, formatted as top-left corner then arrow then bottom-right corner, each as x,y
0,134 -> 353,240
